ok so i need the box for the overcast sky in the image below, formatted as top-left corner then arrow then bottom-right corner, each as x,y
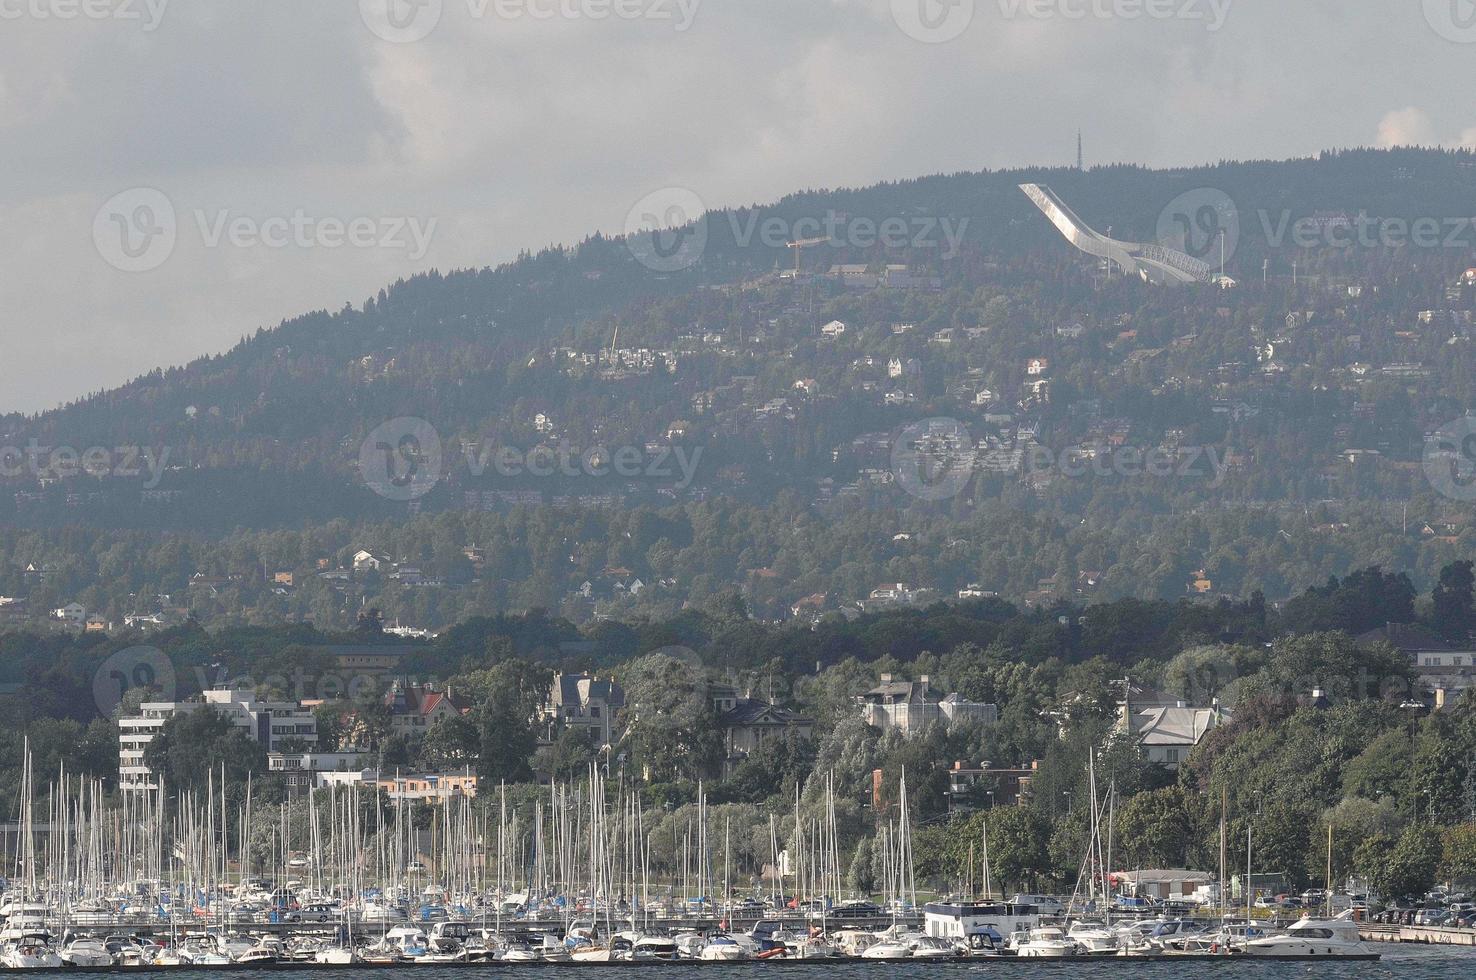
2,0 -> 1473,414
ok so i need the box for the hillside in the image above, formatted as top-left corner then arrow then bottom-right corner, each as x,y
4,147 -> 1476,630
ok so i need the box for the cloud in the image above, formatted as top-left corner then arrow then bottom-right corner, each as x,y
1375,107 -> 1437,148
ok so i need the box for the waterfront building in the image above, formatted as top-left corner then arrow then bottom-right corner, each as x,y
119,689 -> 318,792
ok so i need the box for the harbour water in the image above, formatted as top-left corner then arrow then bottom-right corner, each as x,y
68,945 -> 1475,979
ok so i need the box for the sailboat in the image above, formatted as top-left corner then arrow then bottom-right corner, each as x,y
1,744 -> 63,969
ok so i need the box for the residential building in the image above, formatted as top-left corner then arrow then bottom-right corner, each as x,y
542,672 -> 626,746
269,751 -> 375,794
386,681 -> 470,737
715,694 -> 814,776
947,760 -> 1037,807
52,602 -> 86,631
119,689 -> 320,792
324,644 -> 416,676
1116,688 -> 1228,769
790,593 -> 828,622
352,550 -> 388,572
859,675 -> 998,735
1356,623 -> 1476,702
376,768 -> 478,804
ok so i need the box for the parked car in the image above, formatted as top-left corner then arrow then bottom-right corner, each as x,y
1010,894 -> 1065,915
830,901 -> 881,919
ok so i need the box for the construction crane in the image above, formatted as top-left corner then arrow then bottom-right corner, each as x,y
786,237 -> 830,278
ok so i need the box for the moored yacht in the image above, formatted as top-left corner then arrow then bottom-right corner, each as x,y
1067,919 -> 1119,953
58,937 -> 113,968
1,934 -> 64,969
1013,926 -> 1079,957
1243,914 -> 1376,958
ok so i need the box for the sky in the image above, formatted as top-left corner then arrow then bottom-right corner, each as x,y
2,0 -> 1474,414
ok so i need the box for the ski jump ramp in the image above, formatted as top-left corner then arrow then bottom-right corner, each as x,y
1019,183 -> 1212,285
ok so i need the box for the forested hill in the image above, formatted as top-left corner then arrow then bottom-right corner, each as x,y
7,146 -> 1474,499
4,147 -> 1476,628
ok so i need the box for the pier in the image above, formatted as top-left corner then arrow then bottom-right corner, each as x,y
1361,924 -> 1476,946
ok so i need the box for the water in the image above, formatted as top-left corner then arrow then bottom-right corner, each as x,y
107,945 -> 1476,979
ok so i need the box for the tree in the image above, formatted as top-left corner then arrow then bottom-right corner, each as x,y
1373,826 -> 1443,900
721,732 -> 814,805
1432,561 -> 1476,645
1117,787 -> 1196,869
848,837 -> 876,896
355,607 -> 385,635
1341,730 -> 1412,802
618,652 -> 722,782
1246,802 -> 1316,891
1320,797 -> 1401,886
1441,822 -> 1476,883
314,703 -> 348,752
1244,632 -> 1414,704
984,806 -> 1052,892
143,708 -> 267,795
477,690 -> 537,785
1279,567 -> 1416,636
420,713 -> 479,769
538,727 -> 598,783
1353,833 -> 1395,895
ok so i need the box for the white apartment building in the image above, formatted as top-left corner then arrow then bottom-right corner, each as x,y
119,689 -> 319,792
269,751 -> 375,794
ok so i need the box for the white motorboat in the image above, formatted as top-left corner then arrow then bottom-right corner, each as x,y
360,900 -> 407,923
1149,918 -> 1210,951
672,932 -> 707,958
314,945 -> 360,964
537,935 -> 572,962
909,936 -> 959,959
179,936 -> 232,965
859,938 -> 913,959
1067,920 -> 1119,953
500,941 -> 543,962
1243,914 -> 1376,957
384,926 -> 430,958
1,936 -> 65,969
787,935 -> 842,958
1013,926 -> 1080,957
59,937 -> 113,967
234,940 -> 280,965
418,943 -> 469,963
699,934 -> 749,960
630,934 -> 681,960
